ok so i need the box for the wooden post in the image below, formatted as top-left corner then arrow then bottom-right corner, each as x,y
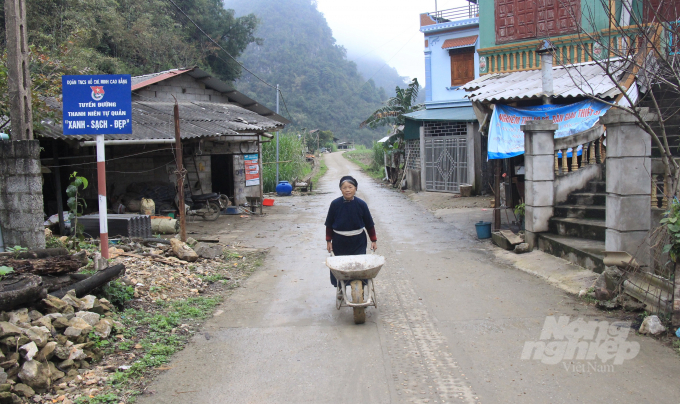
173,102 -> 187,242
494,160 -> 501,231
4,0 -> 33,140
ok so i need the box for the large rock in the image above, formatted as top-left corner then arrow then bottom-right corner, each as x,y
1,335 -> 29,347
26,311 -> 42,322
24,327 -> 50,348
61,291 -> 83,310
0,369 -> 6,384
17,361 -> 50,393
12,383 -> 34,398
53,345 -> 71,361
34,341 -> 57,362
93,319 -> 112,339
8,309 -> 29,326
66,318 -> 92,337
75,312 -> 100,327
67,347 -> 86,361
52,317 -> 70,330
46,362 -> 64,381
0,323 -> 22,339
170,238 -> 198,262
639,315 -> 666,335
79,296 -> 96,311
30,316 -> 52,331
193,243 -> 223,259
19,342 -> 38,361
42,296 -> 69,314
604,266 -> 624,291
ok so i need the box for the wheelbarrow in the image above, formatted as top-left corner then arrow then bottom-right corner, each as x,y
326,253 -> 385,324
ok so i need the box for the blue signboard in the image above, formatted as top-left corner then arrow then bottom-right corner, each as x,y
61,74 -> 132,135
488,99 -> 610,160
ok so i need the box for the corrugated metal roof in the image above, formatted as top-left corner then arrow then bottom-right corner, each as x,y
403,106 -> 477,121
38,101 -> 284,141
442,35 -> 478,49
463,61 -> 625,102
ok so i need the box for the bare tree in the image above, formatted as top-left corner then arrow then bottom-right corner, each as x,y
554,0 -> 680,200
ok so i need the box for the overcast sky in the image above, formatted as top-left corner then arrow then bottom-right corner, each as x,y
315,0 -> 470,86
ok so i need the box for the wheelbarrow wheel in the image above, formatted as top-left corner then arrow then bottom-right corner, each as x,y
351,280 -> 365,324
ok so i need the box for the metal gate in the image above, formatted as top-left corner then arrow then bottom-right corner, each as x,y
424,135 -> 468,192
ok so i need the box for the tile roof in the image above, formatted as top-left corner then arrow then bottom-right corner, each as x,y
441,35 -> 478,49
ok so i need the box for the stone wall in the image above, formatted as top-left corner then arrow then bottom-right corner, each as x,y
0,140 -> 46,248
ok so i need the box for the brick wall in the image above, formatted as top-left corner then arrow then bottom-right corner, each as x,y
406,139 -> 421,170
0,140 -> 46,248
132,75 -> 231,103
424,121 -> 468,137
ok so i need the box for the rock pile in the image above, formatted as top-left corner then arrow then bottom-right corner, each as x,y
0,291 -> 121,403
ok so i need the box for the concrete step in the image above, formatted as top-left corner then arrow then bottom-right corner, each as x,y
583,180 -> 606,193
549,217 -> 606,241
538,233 -> 605,273
554,204 -> 606,219
568,192 -> 606,206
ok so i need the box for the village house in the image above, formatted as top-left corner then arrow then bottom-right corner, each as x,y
461,0 -> 673,295
37,67 -> 287,226
403,0 -> 482,194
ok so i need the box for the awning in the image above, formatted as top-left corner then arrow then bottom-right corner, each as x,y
442,35 -> 478,50
463,60 -> 625,102
403,106 -> 477,121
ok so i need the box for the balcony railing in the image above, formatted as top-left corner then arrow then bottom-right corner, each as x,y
427,3 -> 479,24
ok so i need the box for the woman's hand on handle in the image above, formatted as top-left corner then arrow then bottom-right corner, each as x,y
327,241 -> 333,253
371,241 -> 377,252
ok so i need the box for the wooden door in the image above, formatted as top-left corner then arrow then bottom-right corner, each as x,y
496,0 -> 517,43
516,0 -> 536,40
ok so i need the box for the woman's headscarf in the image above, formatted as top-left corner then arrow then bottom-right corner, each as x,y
339,175 -> 358,189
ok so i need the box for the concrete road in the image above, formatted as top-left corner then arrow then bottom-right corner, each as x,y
139,152 -> 680,404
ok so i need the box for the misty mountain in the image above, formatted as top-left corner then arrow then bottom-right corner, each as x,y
348,54 -> 408,98
223,0 -> 395,144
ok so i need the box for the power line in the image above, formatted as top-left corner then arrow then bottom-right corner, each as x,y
166,0 -> 276,90
278,88 -> 291,120
166,0 -> 293,122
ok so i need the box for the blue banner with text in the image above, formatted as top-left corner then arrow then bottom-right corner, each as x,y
488,99 -> 610,160
62,74 -> 132,135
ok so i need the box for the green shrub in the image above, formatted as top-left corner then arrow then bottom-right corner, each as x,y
262,133 -> 311,192
102,281 -> 135,308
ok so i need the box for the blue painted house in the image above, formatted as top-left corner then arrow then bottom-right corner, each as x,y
404,1 -> 483,194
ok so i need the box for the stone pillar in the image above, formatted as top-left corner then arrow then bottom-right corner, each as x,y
520,120 -> 558,249
233,154 -> 246,206
600,108 -> 654,267
0,140 -> 45,248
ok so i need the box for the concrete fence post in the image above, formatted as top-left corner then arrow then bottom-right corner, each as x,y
0,140 -> 46,249
520,120 -> 558,249
600,107 -> 654,267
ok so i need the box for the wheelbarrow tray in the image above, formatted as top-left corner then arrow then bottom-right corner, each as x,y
326,254 -> 385,281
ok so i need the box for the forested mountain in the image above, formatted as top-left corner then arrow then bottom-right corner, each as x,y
225,0 -> 393,144
348,53 -> 408,98
0,0 -> 259,130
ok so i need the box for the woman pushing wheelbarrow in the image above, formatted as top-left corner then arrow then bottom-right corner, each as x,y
325,176 -> 385,324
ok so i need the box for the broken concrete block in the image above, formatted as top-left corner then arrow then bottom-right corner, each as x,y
639,315 -> 666,335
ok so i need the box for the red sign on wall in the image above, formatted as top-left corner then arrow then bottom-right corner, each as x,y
244,154 -> 260,187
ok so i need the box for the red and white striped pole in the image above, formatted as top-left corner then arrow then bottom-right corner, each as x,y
96,134 -> 109,259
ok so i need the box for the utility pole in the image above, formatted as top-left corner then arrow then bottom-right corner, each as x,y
5,0 -> 33,140
275,84 -> 280,184
174,101 -> 187,242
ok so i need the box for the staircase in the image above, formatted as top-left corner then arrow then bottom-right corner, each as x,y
537,178 -> 607,273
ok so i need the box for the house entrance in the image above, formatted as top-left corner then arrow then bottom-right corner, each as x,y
211,154 -> 235,199
424,122 -> 468,193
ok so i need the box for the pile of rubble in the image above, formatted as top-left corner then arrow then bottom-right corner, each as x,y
0,292 -> 121,403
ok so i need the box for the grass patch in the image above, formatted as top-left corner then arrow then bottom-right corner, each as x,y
311,155 -> 328,185
343,149 -> 384,179
110,296 -> 221,385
